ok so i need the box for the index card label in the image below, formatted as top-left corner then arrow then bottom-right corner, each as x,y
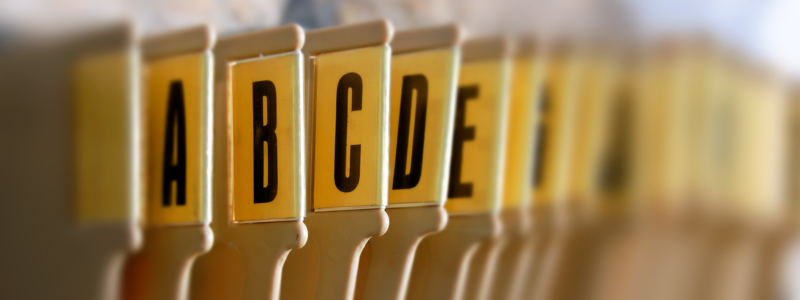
502,57 -> 542,209
313,45 -> 390,210
74,50 -> 137,223
231,52 -> 305,222
444,59 -> 510,214
598,93 -> 631,196
530,55 -> 579,206
145,52 -> 211,225
388,48 -> 460,206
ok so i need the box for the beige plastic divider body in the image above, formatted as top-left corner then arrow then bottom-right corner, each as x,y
602,42 -> 678,300
703,61 -> 788,300
678,44 -> 738,300
591,43 -> 727,300
536,42 -> 626,300
521,41 -> 583,300
786,87 -> 800,226
354,25 -> 462,300
666,41 -> 732,300
0,23 -> 141,300
123,26 -> 215,300
682,41 -> 726,218
578,47 -> 643,300
279,20 -> 393,300
633,43 -> 694,218
188,24 -> 308,300
566,45 -> 620,214
627,41 -> 711,300
405,37 -> 511,300
749,84 -> 800,300
463,37 -> 545,300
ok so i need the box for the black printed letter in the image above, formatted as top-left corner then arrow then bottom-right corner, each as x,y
162,81 -> 187,206
447,85 -> 478,198
532,85 -> 549,188
253,80 -> 278,203
334,73 -> 362,192
392,75 -> 428,190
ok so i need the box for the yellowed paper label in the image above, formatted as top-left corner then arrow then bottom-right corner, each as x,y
387,48 -> 459,206
444,58 -> 511,214
312,45 -> 390,210
74,50 -> 138,223
501,56 -> 544,209
531,53 -> 580,206
144,52 -> 212,226
231,52 -> 305,221
566,51 -> 618,204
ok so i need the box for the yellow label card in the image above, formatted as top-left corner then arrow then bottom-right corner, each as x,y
312,45 -> 391,210
74,50 -> 138,223
725,69 -> 786,219
567,51 -> 618,203
145,52 -> 212,226
595,65 -> 635,212
786,88 -> 800,215
444,58 -> 511,214
633,51 -> 692,206
531,53 -> 580,206
501,56 -> 544,209
387,48 -> 459,206
231,52 -> 305,221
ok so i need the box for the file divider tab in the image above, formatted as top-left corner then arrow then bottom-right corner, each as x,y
521,38 -> 585,300
141,25 -> 214,227
122,25 -> 215,300
478,36 -> 546,300
0,22 -> 141,299
406,36 -> 512,300
356,24 -> 462,300
188,24 -> 308,300
73,24 -> 141,225
279,20 -> 393,300
530,40 -> 623,300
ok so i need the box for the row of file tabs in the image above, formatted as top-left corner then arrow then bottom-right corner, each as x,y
0,18 -> 788,300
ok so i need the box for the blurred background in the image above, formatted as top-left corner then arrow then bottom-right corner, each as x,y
2,0 -> 800,77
